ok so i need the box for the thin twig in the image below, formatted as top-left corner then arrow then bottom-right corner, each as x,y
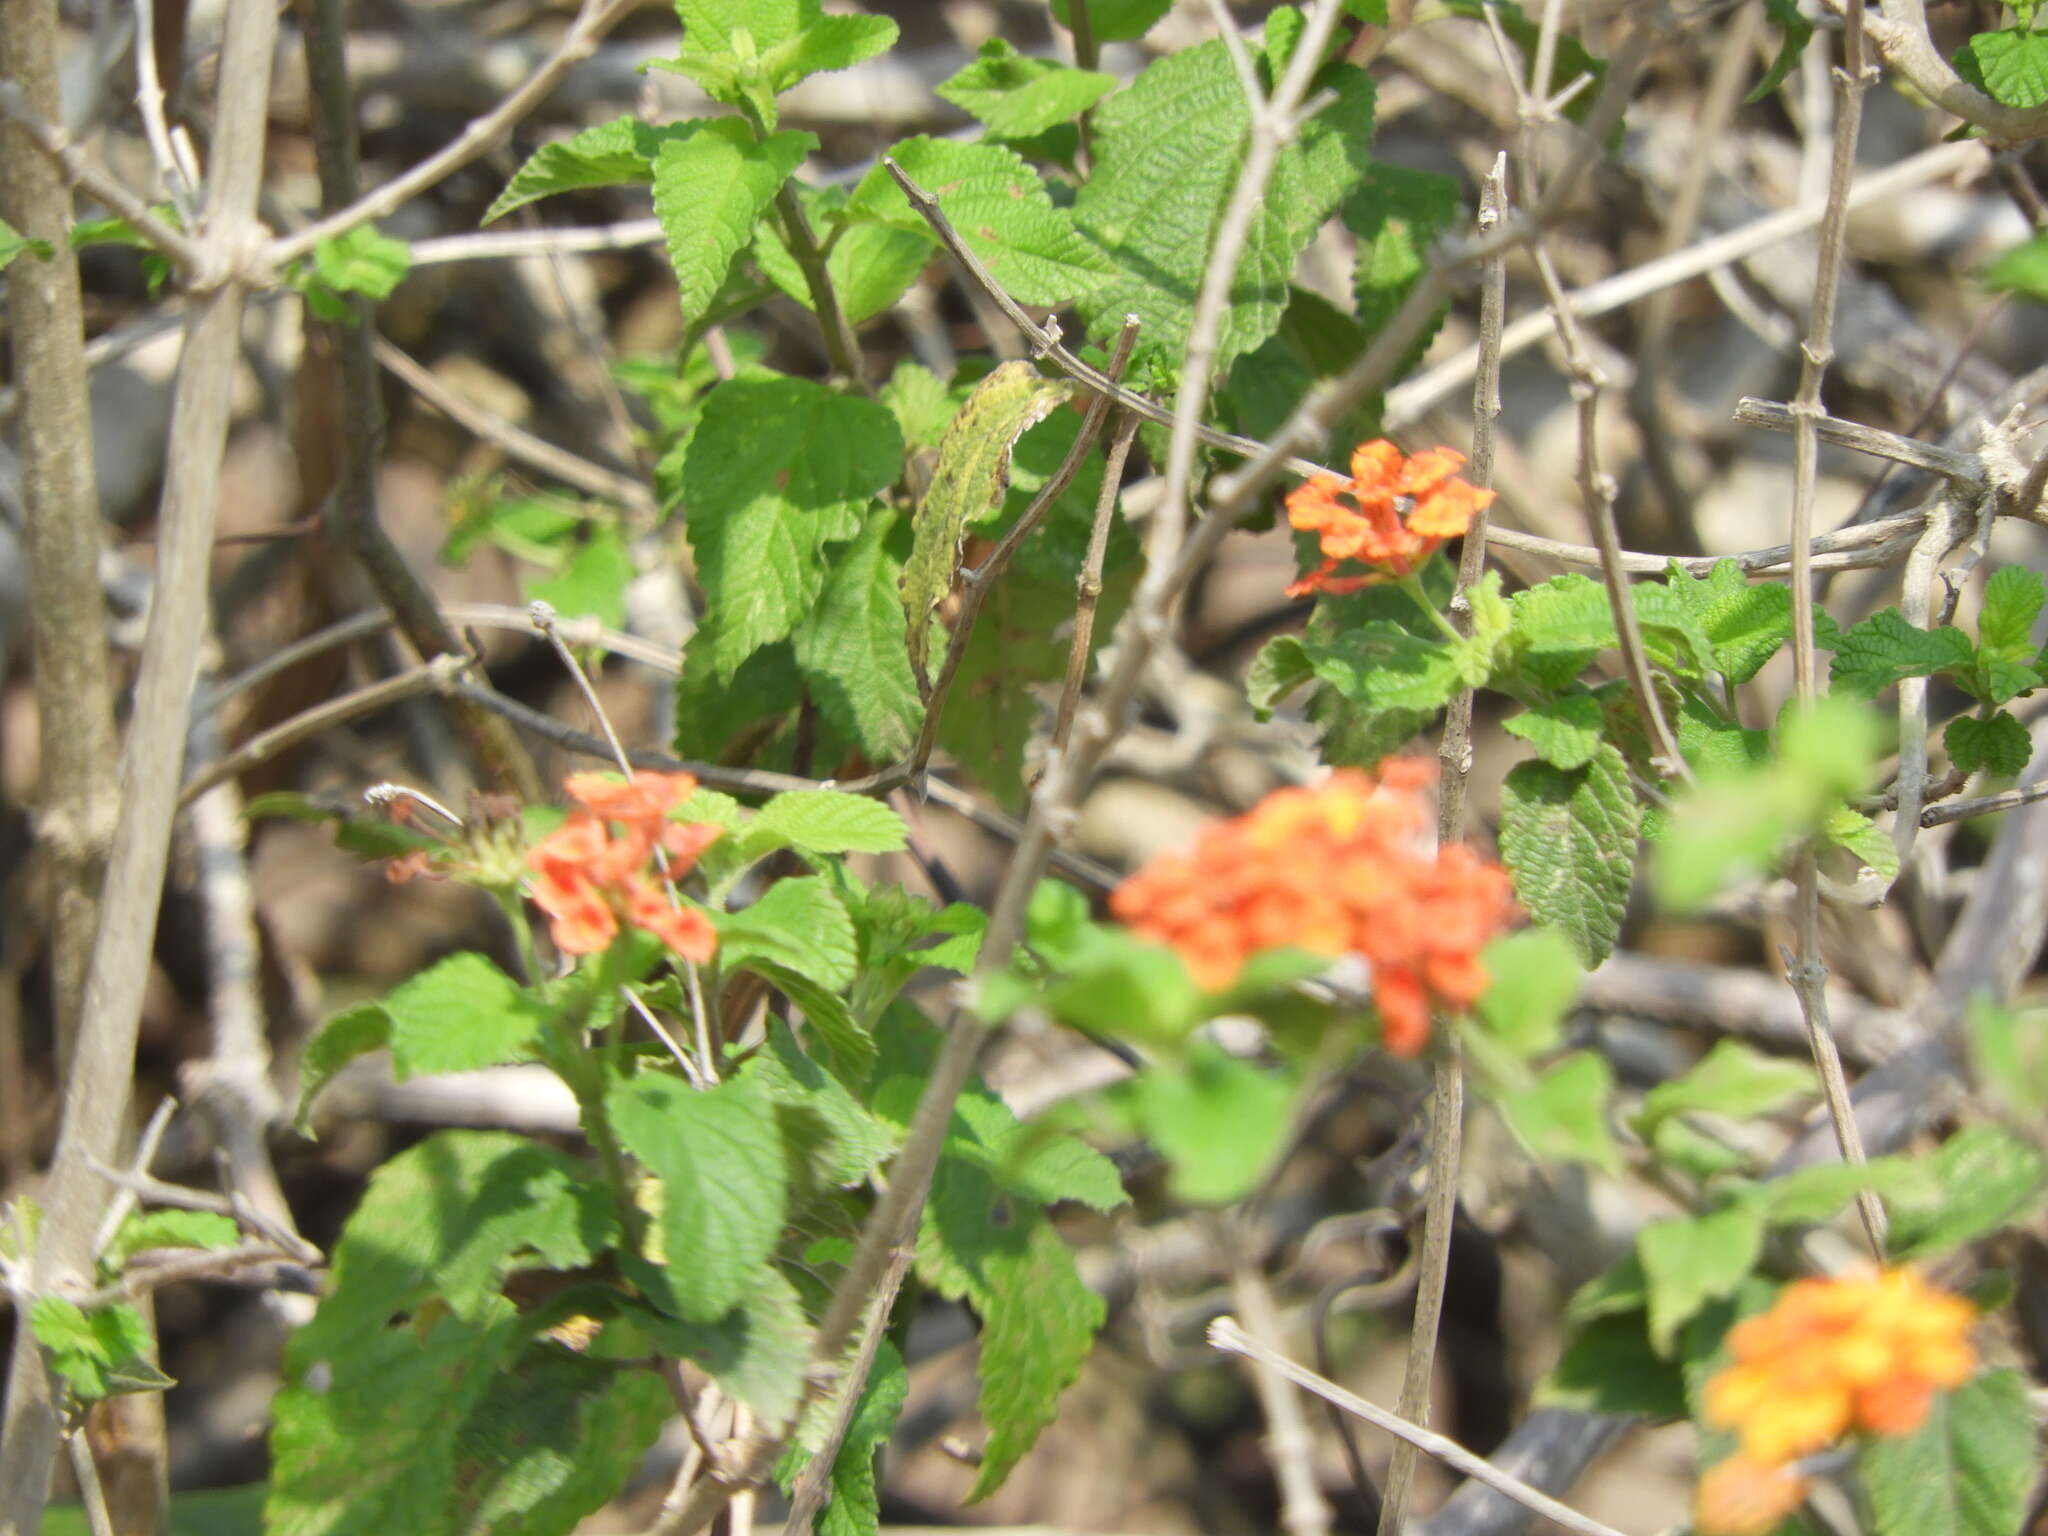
1921,778 -> 2048,828
67,1431 -> 115,1536
1209,1319 -> 1631,1536
530,601 -> 634,774
88,1099 -> 178,1260
267,0 -> 642,267
1053,408 -> 1143,754
1781,0 -> 1887,1260
1229,1259 -> 1332,1536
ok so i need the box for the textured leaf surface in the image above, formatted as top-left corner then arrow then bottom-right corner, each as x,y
1662,558 -> 1792,683
755,789 -> 907,854
1073,39 -> 1374,375
632,1269 -> 812,1421
776,1341 -> 908,1536
718,875 -> 859,990
1507,574 -> 1615,691
1887,1124 -> 2048,1258
1049,0 -> 1172,40
792,518 -> 920,759
1861,1368 -> 2033,1536
1636,1204 -> 1764,1355
1955,27 -> 2048,109
1246,635 -> 1315,719
1503,694 -> 1605,769
607,1074 -> 786,1321
296,1002 -> 392,1132
1829,608 -> 1974,697
652,124 -> 813,327
382,951 -> 549,1081
938,39 -> 1116,138
762,13 -> 897,93
1301,622 -> 1465,714
681,374 -> 901,679
900,361 -> 1068,683
854,138 -> 1110,306
485,117 -> 699,223
1498,745 -> 1639,966
1344,162 -> 1460,370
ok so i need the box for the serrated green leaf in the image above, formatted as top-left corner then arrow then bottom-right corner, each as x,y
1498,745 -> 1639,967
756,789 -> 906,854
1472,927 -> 1584,1058
1955,26 -> 2048,109
607,1073 -> 785,1321
1636,1204 -> 1764,1355
653,123 -> 813,328
681,374 -> 902,680
1661,558 -> 1793,684
1830,609 -> 1976,697
1343,162 -> 1461,370
484,117 -> 700,223
1301,620 -> 1466,716
900,361 -> 1068,684
1503,693 -> 1606,769
105,1209 -> 242,1267
1861,1367 -> 2033,1536
524,523 -> 630,626
777,1338 -> 907,1536
742,1021 -> 893,1185
754,184 -> 936,324
718,875 -> 859,990
1246,634 -> 1315,719
1950,708 -> 2034,778
381,951 -> 549,1082
1073,38 -> 1374,376
296,1002 -> 392,1133
794,516 -> 921,759
1637,1040 -> 1814,1135
1823,802 -> 1901,880
632,1268 -> 813,1422
1978,564 -> 2042,653
1887,1123 -> 2048,1259
741,959 -> 873,1081
938,39 -> 1117,138
1538,1309 -> 1688,1420
31,1298 -> 169,1403
855,138 -> 1110,307
1507,574 -> 1614,692
1747,0 -> 1816,102
1493,1051 -> 1619,1174
879,360 -> 956,451
1121,1043 -> 1299,1205
760,12 -> 897,96
1745,1155 -> 1936,1225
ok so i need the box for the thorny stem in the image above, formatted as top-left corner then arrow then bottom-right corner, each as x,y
1783,0 -> 1887,1259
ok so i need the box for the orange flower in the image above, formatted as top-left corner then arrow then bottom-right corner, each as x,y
1285,440 -> 1494,598
1702,1267 -> 1976,1467
1695,1454 -> 1810,1536
1108,763 -> 1516,1055
526,772 -> 722,962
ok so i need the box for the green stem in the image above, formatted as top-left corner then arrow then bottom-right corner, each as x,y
1397,572 -> 1467,647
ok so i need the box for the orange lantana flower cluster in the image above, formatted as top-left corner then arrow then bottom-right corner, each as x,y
1286,440 -> 1494,598
1108,761 -> 1515,1056
526,771 -> 722,962
1694,1267 -> 1978,1536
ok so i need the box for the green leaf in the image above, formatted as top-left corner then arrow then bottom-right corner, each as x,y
1823,803 -> 1902,881
1978,564 -> 2043,653
1981,229 -> 2048,302
1472,927 -> 1584,1058
760,13 -> 898,95
1538,1310 -> 1688,1420
1954,26 -> 2048,109
1246,634 -> 1316,719
1503,693 -> 1606,770
104,1210 -> 241,1268
1860,1368 -> 2034,1536
681,374 -> 902,680
295,1002 -> 393,1133
1636,1040 -> 1814,1137
717,875 -> 859,990
1747,0 -> 1816,102
0,215 -> 54,272
380,951 -> 550,1082
524,523 -> 631,626
1887,1123 -> 2048,1259
1635,1204 -> 1765,1355
879,360 -> 956,451
755,790 -> 907,854
1830,608 -> 1975,697
1498,745 -> 1640,967
742,959 -> 874,1081
1121,1043 -> 1299,1205
900,361 -> 1069,683
938,39 -> 1117,138
31,1298 -> 171,1402
1343,162 -> 1461,369
607,1073 -> 786,1322
743,1021 -> 894,1185
855,138 -> 1110,306
314,221 -> 403,296
653,123 -> 814,328
1661,558 -> 1793,684
1301,621 -> 1466,715
1745,1156 -> 1936,1225
1073,37 -> 1374,377
632,1269 -> 813,1422
1946,709 -> 2033,778
484,117 -> 699,222
777,1339 -> 908,1536
1506,574 -> 1615,691
1049,0 -> 1174,41
1493,1051 -> 1619,1174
